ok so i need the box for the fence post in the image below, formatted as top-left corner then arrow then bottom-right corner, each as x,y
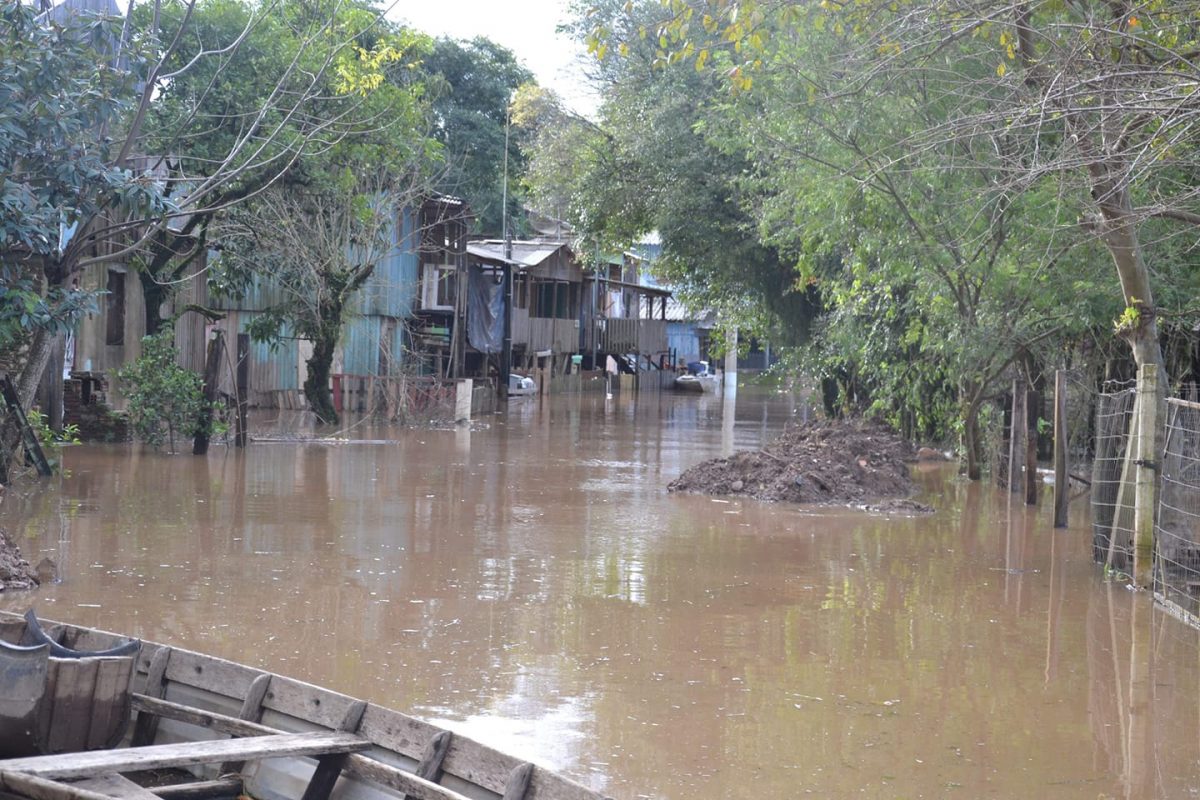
1053,369 -> 1069,528
1024,381 -> 1038,505
1132,362 -> 1158,587
193,330 -> 225,456
1008,377 -> 1025,494
235,333 -> 249,448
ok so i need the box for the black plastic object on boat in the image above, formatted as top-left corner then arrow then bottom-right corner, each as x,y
20,610 -> 141,658
0,638 -> 49,757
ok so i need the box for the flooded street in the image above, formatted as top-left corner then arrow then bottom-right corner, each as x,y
3,388 -> 1199,799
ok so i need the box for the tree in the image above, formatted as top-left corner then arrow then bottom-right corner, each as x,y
212,174 -> 419,424
424,37 -> 533,235
199,6 -> 437,425
517,12 -> 820,356
0,0 -> 166,480
1,0 -> 420,459
0,0 -> 159,347
584,0 -> 1197,477
115,330 -> 204,452
594,0 -> 1200,400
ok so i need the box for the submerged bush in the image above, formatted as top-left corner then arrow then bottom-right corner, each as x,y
115,332 -> 204,452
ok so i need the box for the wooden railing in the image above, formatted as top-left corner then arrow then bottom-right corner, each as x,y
588,318 -> 667,355
511,309 -> 579,354
528,318 -> 579,353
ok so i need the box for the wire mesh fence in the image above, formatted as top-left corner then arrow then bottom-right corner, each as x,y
1090,381 -> 1137,571
1154,398 -> 1200,619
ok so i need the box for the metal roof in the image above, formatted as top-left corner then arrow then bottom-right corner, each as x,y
583,275 -> 671,297
664,297 -> 717,325
43,0 -> 122,23
467,240 -> 572,270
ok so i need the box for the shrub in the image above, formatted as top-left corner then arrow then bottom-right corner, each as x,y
115,332 -> 204,452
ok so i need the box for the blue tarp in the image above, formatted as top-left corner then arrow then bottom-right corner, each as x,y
467,265 -> 504,353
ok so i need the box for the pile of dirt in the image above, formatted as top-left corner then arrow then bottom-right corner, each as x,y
668,417 -> 933,512
0,529 -> 39,591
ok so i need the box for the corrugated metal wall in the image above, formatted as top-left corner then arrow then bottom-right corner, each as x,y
351,209 -> 419,318
341,316 -> 381,376
208,210 -> 418,392
667,322 -> 701,364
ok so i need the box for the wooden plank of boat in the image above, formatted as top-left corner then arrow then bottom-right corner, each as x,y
71,774 -> 159,800
1,614 -> 614,800
298,700 -> 366,800
0,769 -> 121,800
0,731 -> 369,779
150,780 -> 243,800
39,657 -> 136,755
125,697 -> 474,800
129,650 -> 171,748
219,673 -> 272,775
1,772 -> 243,800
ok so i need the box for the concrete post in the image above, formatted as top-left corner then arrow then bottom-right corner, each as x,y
723,327 -> 737,397
455,378 -> 473,425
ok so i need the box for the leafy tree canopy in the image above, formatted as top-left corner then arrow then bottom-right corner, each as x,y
423,36 -> 534,235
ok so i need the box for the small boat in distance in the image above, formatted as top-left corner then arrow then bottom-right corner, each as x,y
674,361 -> 719,394
508,373 -> 537,397
0,612 -> 611,800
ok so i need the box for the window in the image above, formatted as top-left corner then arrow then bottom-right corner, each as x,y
105,269 -> 125,346
514,275 -> 528,310
421,263 -> 456,310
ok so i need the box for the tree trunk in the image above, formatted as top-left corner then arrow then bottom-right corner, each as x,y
140,271 -> 169,337
1094,178 -> 1165,380
16,327 -> 55,412
304,333 -> 339,425
1094,175 -> 1165,576
960,380 -> 984,481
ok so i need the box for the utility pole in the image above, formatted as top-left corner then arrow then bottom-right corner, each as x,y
500,236 -> 513,399
498,102 -> 513,399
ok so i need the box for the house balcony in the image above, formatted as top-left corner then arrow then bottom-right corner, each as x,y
584,317 -> 667,356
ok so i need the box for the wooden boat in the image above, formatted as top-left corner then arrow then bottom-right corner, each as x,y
0,612 -> 610,800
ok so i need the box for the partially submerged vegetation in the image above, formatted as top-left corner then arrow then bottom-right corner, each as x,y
0,0 -> 535,472
518,0 -> 1200,483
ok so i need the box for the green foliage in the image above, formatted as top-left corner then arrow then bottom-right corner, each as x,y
0,1 -> 145,252
25,410 -> 79,473
0,0 -> 162,344
115,332 -> 204,452
0,267 -> 98,348
571,0 -> 1146,459
523,3 -> 820,350
1114,301 -> 1142,336
424,37 -> 534,234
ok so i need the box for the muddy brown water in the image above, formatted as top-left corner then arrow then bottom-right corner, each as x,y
2,388 -> 1199,799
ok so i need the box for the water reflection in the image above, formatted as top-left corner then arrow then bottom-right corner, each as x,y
0,388 -> 1198,799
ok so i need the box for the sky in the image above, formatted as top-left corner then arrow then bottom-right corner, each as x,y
388,0 -> 600,116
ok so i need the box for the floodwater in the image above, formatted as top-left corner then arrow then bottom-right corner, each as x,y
2,387 -> 1200,799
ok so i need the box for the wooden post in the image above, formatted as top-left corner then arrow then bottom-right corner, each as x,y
1053,370 -> 1069,527
1008,377 -> 1025,494
0,376 -> 52,476
235,334 -> 250,448
1025,384 -> 1038,505
192,331 -> 225,455
1132,362 -> 1158,587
